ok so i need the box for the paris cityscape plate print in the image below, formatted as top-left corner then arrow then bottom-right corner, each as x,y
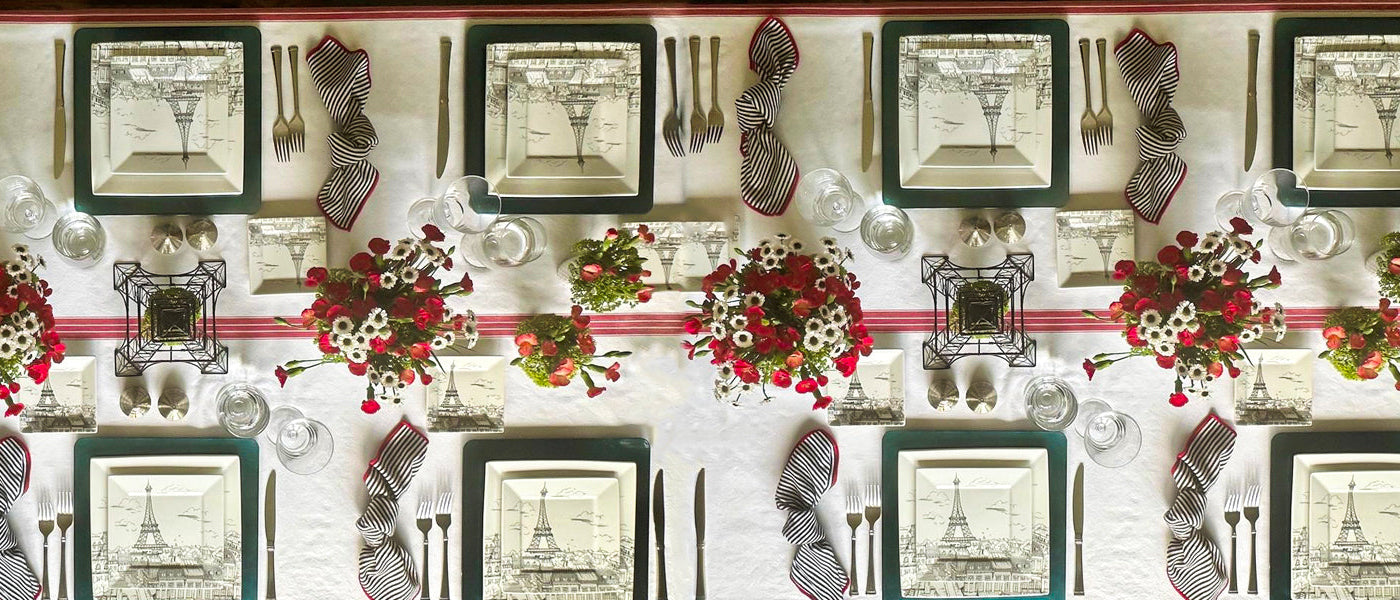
1232,348 -> 1313,426
425,356 -> 506,433
621,219 -> 736,292
1054,209 -> 1134,288
18,355 -> 96,434
1290,34 -> 1400,191
246,216 -> 327,295
827,349 -> 905,427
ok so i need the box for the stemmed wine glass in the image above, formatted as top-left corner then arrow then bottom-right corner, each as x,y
408,175 -> 501,236
1075,399 -> 1141,468
1215,168 -> 1310,229
795,168 -> 868,232
265,406 -> 334,475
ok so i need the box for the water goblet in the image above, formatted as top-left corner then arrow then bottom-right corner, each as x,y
460,216 -> 547,269
0,176 -> 56,239
1024,375 -> 1078,431
859,205 -> 913,260
1268,209 -> 1356,262
1076,399 -> 1141,468
51,212 -> 105,265
216,383 -> 270,438
1215,168 -> 1310,229
794,168 -> 868,233
267,405 -> 334,475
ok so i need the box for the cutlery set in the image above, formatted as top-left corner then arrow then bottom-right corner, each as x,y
1244,30 -> 1259,171
1225,481 -> 1261,596
35,491 -> 71,600
844,482 -> 881,596
53,39 -> 65,180
418,482 -> 454,600
270,44 -> 306,163
662,36 -> 724,157
1078,38 -> 1113,156
652,469 -> 706,600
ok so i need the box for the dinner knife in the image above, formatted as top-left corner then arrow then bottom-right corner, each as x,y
1072,463 -> 1084,596
265,470 -> 277,600
694,469 -> 706,600
436,38 -> 451,179
654,471 -> 667,600
860,32 -> 874,172
1245,30 -> 1259,171
53,39 -> 65,180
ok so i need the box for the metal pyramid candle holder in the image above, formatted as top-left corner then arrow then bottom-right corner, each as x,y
114,260 -> 228,376
921,253 -> 1036,369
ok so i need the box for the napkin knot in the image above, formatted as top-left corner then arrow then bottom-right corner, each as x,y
307,36 -> 380,231
737,17 -> 800,217
1165,413 -> 1235,600
1115,29 -> 1186,224
775,429 -> 848,600
0,436 -> 37,600
357,420 -> 427,600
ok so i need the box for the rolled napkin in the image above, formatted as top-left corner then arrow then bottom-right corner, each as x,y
1165,412 -> 1236,600
307,36 -> 380,231
736,17 -> 800,217
0,437 -> 38,600
1115,29 -> 1186,225
775,428 -> 848,600
357,420 -> 428,600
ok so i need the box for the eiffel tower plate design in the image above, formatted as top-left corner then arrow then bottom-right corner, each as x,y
1312,49 -> 1400,176
246,216 -> 328,295
1283,447 -> 1400,598
1231,348 -> 1313,426
16,355 -> 96,434
621,219 -> 738,293
425,356 -> 506,433
827,348 -> 906,427
1053,210 -> 1135,288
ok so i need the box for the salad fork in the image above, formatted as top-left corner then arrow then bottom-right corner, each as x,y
288,45 -> 305,154
1225,490 -> 1241,594
662,37 -> 685,157
1094,39 -> 1113,148
270,46 -> 290,163
37,495 -> 52,600
863,483 -> 881,596
688,36 -> 708,154
1078,38 -> 1099,156
416,496 -> 433,600
845,491 -> 863,593
436,487 -> 453,600
706,37 -> 724,144
57,492 -> 71,600
1244,483 -> 1260,595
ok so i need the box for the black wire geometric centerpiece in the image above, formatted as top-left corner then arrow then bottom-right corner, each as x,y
922,254 -> 1036,369
114,261 -> 228,377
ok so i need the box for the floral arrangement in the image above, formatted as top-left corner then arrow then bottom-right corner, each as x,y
1372,232 -> 1400,299
565,226 -> 656,312
275,225 -> 480,414
1082,218 -> 1287,406
1321,299 -> 1400,387
513,305 -> 631,397
0,245 -> 63,418
683,234 -> 872,408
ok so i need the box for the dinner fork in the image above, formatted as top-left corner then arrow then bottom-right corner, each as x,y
1078,38 -> 1098,156
1244,483 -> 1260,595
1225,490 -> 1241,594
689,36 -> 708,154
706,37 -> 724,144
37,495 -> 52,600
662,37 -> 685,157
271,45 -> 290,163
416,496 -> 433,600
1094,39 -> 1113,148
436,487 -> 453,600
863,483 -> 881,596
288,45 -> 305,155
57,491 -> 71,600
845,491 -> 863,595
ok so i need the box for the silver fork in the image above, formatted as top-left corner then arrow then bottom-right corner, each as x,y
37,494 -> 52,600
416,496 -> 433,600
863,483 -> 881,596
436,486 -> 453,600
662,37 -> 685,157
1078,39 -> 1098,156
1095,39 -> 1113,148
1225,490 -> 1241,594
688,36 -> 708,154
57,491 -> 71,600
270,45 -> 290,163
706,37 -> 724,144
1244,483 -> 1261,595
845,491 -> 863,595
288,45 -> 305,154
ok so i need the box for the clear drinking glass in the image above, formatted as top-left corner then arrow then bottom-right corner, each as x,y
1268,209 -> 1356,262
859,205 -> 913,259
0,176 -> 56,239
794,168 -> 868,232
52,212 -> 105,265
1077,399 -> 1142,468
461,216 -> 547,269
1216,168 -> 1311,229
408,176 -> 502,237
1024,375 -> 1078,431
216,383 -> 269,438
267,405 -> 334,475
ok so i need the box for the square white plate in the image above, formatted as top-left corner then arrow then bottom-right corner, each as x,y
106,474 -> 225,550
1290,453 -> 1400,597
913,467 -> 1034,553
426,356 -> 506,433
1233,349 -> 1313,426
622,219 -> 737,292
500,477 -> 621,561
247,216 -> 327,295
1054,210 -> 1135,288
827,349 -> 905,427
1313,50 -> 1400,174
18,355 -> 96,434
897,447 -> 1050,598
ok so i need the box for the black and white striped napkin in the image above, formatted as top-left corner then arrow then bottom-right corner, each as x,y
307,36 -> 380,231
0,437 -> 37,600
775,428 -> 848,600
1115,29 -> 1186,225
1165,413 -> 1236,600
357,421 -> 428,600
736,17 -> 800,217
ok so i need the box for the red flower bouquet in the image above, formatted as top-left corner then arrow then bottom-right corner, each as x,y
1083,219 -> 1287,406
1320,299 -> 1400,387
683,234 -> 872,408
513,305 -> 631,397
564,226 -> 655,312
0,244 -> 63,417
276,225 -> 479,413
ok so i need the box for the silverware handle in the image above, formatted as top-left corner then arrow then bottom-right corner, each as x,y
862,32 -> 873,96
54,40 -> 64,107
57,535 -> 66,600
655,544 -> 667,600
271,46 -> 285,117
266,547 -> 276,600
850,531 -> 858,593
289,46 -> 300,113
665,38 -> 679,111
440,39 -> 452,103
695,543 -> 705,600
440,535 -> 450,600
1247,31 -> 1259,92
421,537 -> 430,600
864,527 -> 876,595
1073,539 -> 1083,595
40,539 -> 48,600
689,36 -> 702,112
709,37 -> 719,106
1096,38 -> 1108,106
1248,526 -> 1258,594
1078,39 -> 1092,111
1228,530 -> 1238,593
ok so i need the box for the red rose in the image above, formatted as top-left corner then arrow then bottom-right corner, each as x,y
570,305 -> 591,330
771,370 -> 792,388
370,337 -> 387,354
733,360 -> 760,384
1387,327 -> 1400,348
579,264 -> 603,282
368,238 -> 390,255
541,340 -> 558,356
1176,231 -> 1199,248
305,266 -> 329,287
636,287 -> 654,303
1082,359 -> 1097,381
1168,392 -> 1188,407
1125,326 -> 1147,347
1177,330 -> 1196,346
1221,302 -> 1242,323
347,361 -> 369,376
1156,354 -> 1176,369
414,274 -> 436,294
684,318 -> 703,335
1209,362 -> 1224,378
25,362 -> 48,384
587,387 -> 606,398
1389,257 -> 1400,276
4,403 -> 23,417
349,252 -> 376,273
1217,336 -> 1240,354
360,398 -> 381,414
785,352 -> 805,369
549,359 -> 577,387
421,224 -> 445,242
275,366 -> 289,387
318,333 -> 338,354
796,378 -> 818,394
1157,245 -> 1183,266
812,396 -> 834,410
1229,217 -> 1254,236
836,355 -> 858,377
1113,260 -> 1136,280
578,335 -> 596,356
1228,366 -> 1241,378
1351,333 -> 1368,350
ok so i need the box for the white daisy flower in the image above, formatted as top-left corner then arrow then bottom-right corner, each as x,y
1187,364 -> 1208,381
1166,312 -> 1190,332
718,364 -> 735,380
788,239 -> 806,252
1174,302 -> 1197,321
771,246 -> 788,260
823,265 -> 840,277
762,256 -> 780,269
1154,341 -> 1177,356
744,292 -> 765,307
774,233 -> 791,242
1228,236 -> 1253,255
758,238 -> 775,251
3,262 -> 22,277
804,332 -> 824,348
709,322 -> 727,337
10,244 -> 27,256
1187,265 -> 1206,282
714,381 -> 733,400
831,310 -> 849,327
1139,309 -> 1164,329
391,241 -> 415,260
1144,328 -> 1166,343
400,267 -> 420,283
431,336 -> 449,349
806,320 -> 824,334
332,317 -> 355,336
732,330 -> 754,348
1208,260 -> 1228,277
814,278 -> 829,291
336,336 -> 356,352
367,308 -> 389,329
380,272 -> 399,288
0,342 -> 14,358
1175,361 -> 1190,378
728,314 -> 748,330
347,349 -> 368,363
822,325 -> 842,344
814,255 -> 834,270
1238,327 -> 1257,343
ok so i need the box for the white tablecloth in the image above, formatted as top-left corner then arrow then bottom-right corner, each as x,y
0,7 -> 1397,600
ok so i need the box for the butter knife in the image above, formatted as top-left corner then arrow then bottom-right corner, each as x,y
694,469 -> 705,600
436,38 -> 451,179
861,32 -> 874,172
265,470 -> 277,600
654,471 -> 667,600
1244,31 -> 1259,171
1072,464 -> 1084,596
53,39 -> 65,180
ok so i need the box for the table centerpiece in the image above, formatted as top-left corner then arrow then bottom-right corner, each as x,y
513,305 -> 631,397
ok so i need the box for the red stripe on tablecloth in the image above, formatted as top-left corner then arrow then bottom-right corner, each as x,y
1,0 -> 1399,22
